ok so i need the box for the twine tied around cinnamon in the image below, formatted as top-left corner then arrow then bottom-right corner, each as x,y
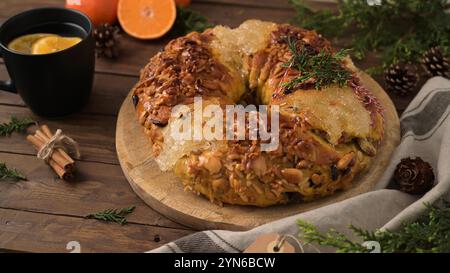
37,129 -> 80,163
27,125 -> 79,180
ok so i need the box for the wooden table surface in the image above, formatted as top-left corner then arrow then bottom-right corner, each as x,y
0,0 -> 415,253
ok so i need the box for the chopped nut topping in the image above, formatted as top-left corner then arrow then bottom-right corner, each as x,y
281,168 -> 304,184
250,156 -> 267,177
133,21 -> 384,206
337,152 -> 356,170
311,174 -> 323,185
199,154 -> 222,174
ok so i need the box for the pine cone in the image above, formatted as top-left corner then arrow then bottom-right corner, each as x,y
384,63 -> 419,96
421,46 -> 450,79
94,23 -> 120,59
394,157 -> 435,194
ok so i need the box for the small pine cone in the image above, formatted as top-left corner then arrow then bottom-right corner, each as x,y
421,46 -> 450,79
394,157 -> 435,195
384,63 -> 419,96
94,23 -> 120,59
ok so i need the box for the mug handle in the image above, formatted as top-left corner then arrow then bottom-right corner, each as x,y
0,49 -> 17,93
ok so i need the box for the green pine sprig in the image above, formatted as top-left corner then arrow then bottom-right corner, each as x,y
282,37 -> 352,90
289,0 -> 450,73
0,116 -> 35,136
171,7 -> 215,37
298,201 -> 450,253
0,162 -> 27,181
86,206 -> 136,225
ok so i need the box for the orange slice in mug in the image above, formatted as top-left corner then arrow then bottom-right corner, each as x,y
31,36 -> 82,55
118,0 -> 176,40
8,33 -> 59,54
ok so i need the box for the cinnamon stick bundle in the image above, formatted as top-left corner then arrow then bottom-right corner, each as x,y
27,125 -> 76,180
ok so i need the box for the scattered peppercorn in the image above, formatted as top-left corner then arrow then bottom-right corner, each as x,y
330,165 -> 339,181
342,167 -> 351,176
132,95 -> 139,108
284,88 -> 294,95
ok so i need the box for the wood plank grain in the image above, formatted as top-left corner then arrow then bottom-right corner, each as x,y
0,1 -> 411,114
0,105 -> 119,164
196,0 -> 336,10
0,66 -> 138,116
0,63 -> 409,119
0,0 -> 61,17
96,3 -> 295,76
85,73 -> 138,115
0,208 -> 192,253
197,0 -> 293,9
0,152 -> 187,229
0,0 -> 296,76
78,2 -> 296,77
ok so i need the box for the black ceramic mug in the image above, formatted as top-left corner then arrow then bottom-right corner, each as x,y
0,8 -> 95,117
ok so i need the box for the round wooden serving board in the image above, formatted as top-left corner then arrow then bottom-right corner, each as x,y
116,71 -> 400,231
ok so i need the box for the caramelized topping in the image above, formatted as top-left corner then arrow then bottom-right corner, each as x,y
133,20 -> 386,206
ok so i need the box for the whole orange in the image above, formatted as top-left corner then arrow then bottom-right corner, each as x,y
65,0 -> 119,26
175,0 -> 191,7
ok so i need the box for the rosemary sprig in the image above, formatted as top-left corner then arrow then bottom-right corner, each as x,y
298,201 -> 450,253
171,7 -> 215,37
86,206 -> 136,225
0,162 -> 27,181
289,0 -> 450,73
282,38 -> 352,90
0,116 -> 34,136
